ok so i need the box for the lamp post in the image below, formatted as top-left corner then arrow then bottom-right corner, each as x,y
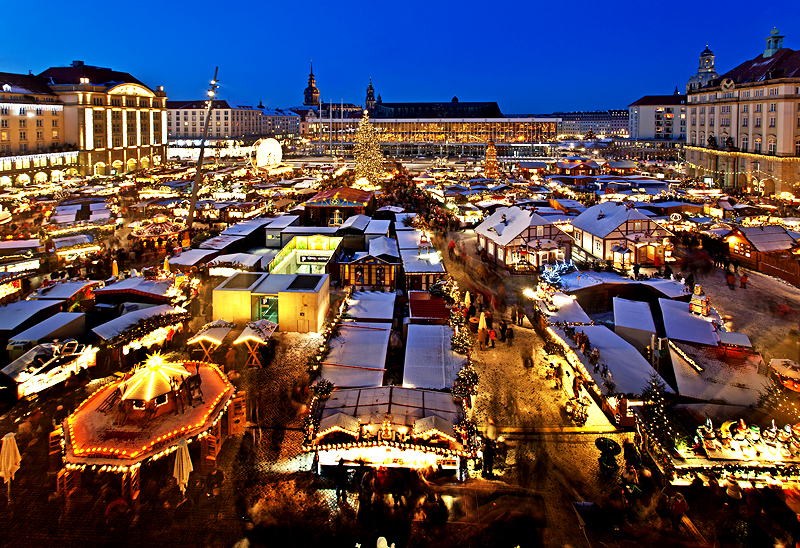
186,68 -> 219,230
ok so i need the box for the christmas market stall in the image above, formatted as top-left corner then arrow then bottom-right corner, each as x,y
93,274 -> 187,306
91,304 -> 188,358
58,353 -> 241,503
770,359 -> 800,393
130,214 -> 189,248
233,319 -> 278,368
303,386 -> 475,474
207,253 -> 263,278
167,249 -> 220,272
188,320 -> 236,363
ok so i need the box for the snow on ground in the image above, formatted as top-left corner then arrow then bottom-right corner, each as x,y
693,266 -> 800,362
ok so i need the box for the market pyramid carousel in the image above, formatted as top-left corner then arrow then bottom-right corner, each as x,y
61,353 -> 235,471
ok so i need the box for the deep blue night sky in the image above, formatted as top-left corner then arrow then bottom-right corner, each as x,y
2,0 -> 797,114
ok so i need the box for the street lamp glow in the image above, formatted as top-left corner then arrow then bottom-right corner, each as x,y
523,288 -> 536,299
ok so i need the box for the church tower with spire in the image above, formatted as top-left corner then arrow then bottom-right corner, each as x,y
365,78 -> 376,111
686,45 -> 719,93
304,61 -> 320,107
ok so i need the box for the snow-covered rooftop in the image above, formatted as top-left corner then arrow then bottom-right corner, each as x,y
571,202 -> 653,238
319,322 -> 391,388
538,292 -> 592,324
659,298 -> 720,346
403,325 -> 466,390
613,297 -> 656,332
346,291 -> 396,322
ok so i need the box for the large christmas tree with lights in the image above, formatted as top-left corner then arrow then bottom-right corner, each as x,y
353,110 -> 384,186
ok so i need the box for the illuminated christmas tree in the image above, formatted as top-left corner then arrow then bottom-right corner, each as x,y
451,327 -> 473,355
353,109 -> 384,186
484,140 -> 498,179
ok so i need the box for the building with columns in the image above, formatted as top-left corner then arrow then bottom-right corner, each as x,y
685,29 -> 800,196
38,61 -> 167,176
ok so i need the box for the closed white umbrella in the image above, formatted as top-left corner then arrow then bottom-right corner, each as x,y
173,439 -> 193,496
478,312 -> 487,331
0,433 -> 21,502
464,291 -> 471,308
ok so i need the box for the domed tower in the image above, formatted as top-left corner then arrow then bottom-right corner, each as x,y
365,78 -> 376,111
686,45 -> 719,93
304,61 -> 320,107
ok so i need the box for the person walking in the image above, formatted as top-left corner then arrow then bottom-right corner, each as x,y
516,305 -> 524,327
554,362 -> 563,390
489,328 -> 496,348
506,326 -> 514,347
740,273 -> 748,289
726,272 -> 736,291
335,458 -> 348,504
669,492 -> 689,530
499,320 -> 507,342
477,328 -> 487,351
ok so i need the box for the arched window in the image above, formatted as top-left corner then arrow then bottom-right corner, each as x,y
754,138 -> 762,153
795,140 -> 800,157
691,133 -> 696,146
768,138 -> 776,155
741,135 -> 748,151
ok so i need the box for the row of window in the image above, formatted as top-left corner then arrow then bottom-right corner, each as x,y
691,102 -> 792,115
0,107 -> 59,116
0,130 -> 59,141
1,119 -> 59,128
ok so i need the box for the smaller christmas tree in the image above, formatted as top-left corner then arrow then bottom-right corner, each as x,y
451,327 -> 473,355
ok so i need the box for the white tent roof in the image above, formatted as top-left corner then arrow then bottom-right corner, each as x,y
403,325 -> 466,390
346,291 -> 396,322
659,299 -> 719,346
168,248 -> 219,267
199,234 -> 244,250
396,230 -> 428,250
233,320 -> 278,345
188,319 -> 235,345
220,218 -> 273,237
339,214 -> 371,232
613,297 -> 656,332
319,322 -> 391,388
369,236 -> 399,259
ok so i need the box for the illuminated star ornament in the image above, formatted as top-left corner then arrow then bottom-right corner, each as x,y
121,352 -> 191,401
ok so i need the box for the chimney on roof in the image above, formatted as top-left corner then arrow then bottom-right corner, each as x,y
157,86 -> 164,92
71,60 -> 84,67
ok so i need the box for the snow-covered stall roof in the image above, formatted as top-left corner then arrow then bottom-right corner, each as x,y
538,292 -> 592,324
53,235 -> 93,249
613,297 -> 656,332
345,291 -> 396,322
369,236 -> 400,260
319,322 -> 391,388
199,234 -> 245,251
558,270 -> 690,298
318,386 -> 461,432
403,325 -> 466,390
92,304 -> 184,341
718,331 -> 752,348
737,226 -> 796,253
399,248 -> 446,274
561,325 -> 671,396
669,341 -> 765,406
8,312 -> 85,344
93,277 -> 174,302
208,253 -> 263,270
168,249 -> 219,267
394,213 -> 417,230
365,219 -> 391,235
474,207 -> 534,247
338,215 -> 371,233
188,319 -> 235,345
220,218 -> 273,237
27,280 -> 101,301
659,299 -> 719,346
0,299 -> 65,332
395,230 -> 428,250
233,320 -> 277,345
571,202 -> 654,238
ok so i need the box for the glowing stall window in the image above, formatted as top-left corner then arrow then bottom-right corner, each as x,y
733,240 -> 751,258
376,267 -> 385,286
355,266 -> 364,284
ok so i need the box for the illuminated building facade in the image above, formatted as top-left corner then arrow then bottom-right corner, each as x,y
167,100 -> 299,141
685,28 -> 800,195
552,110 -> 629,139
0,73 -> 77,185
38,61 -> 167,177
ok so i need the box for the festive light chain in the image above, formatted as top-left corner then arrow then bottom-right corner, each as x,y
668,340 -> 704,373
63,360 -> 233,464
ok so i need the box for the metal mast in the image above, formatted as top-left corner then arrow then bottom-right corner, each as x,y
186,67 -> 219,229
